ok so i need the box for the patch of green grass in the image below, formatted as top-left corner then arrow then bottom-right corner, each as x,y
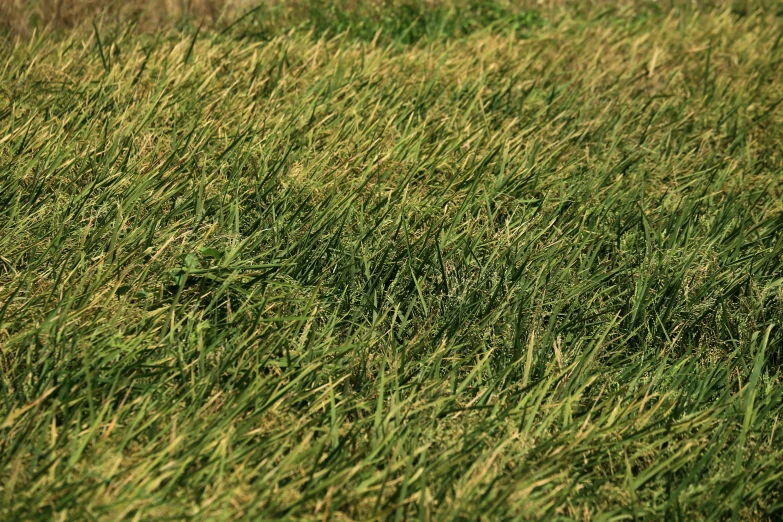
1,2 -> 783,520
222,0 -> 541,43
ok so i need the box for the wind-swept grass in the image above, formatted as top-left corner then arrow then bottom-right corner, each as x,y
1,1 -> 783,520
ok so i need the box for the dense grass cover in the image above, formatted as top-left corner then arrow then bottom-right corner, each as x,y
2,1 -> 783,519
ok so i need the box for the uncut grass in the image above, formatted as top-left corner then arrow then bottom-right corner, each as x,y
1,3 -> 783,520
1,0 -> 542,39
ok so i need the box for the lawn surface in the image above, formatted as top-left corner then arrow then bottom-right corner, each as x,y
1,1 -> 783,520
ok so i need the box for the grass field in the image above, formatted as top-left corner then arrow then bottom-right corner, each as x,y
2,1 -> 783,519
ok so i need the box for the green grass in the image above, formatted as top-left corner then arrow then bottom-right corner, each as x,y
1,1 -> 783,520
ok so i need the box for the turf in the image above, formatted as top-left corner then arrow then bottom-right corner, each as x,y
1,1 -> 783,520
